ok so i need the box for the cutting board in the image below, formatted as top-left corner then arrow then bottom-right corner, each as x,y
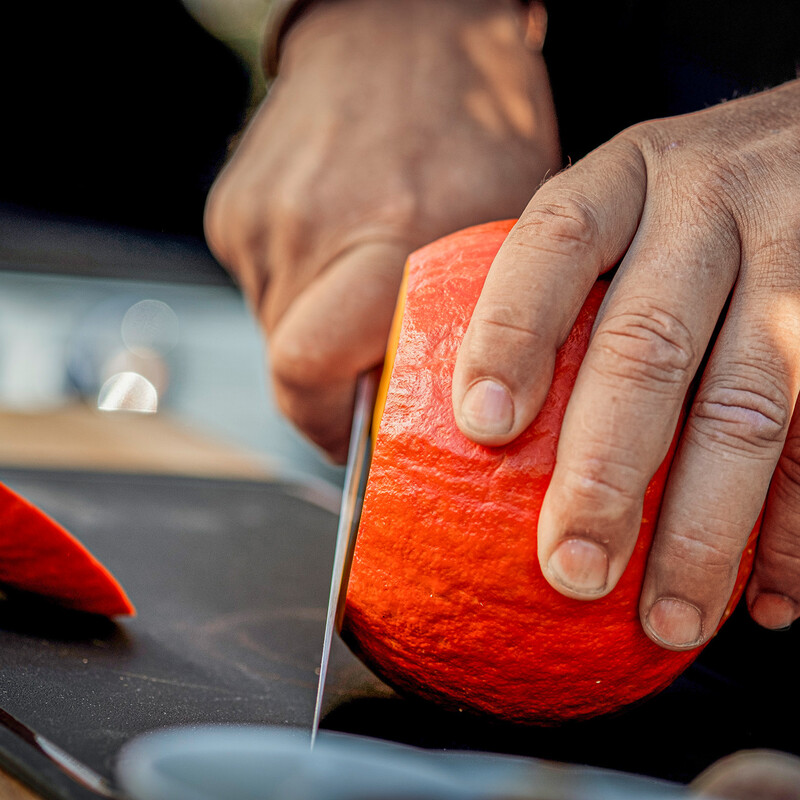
0,468 -> 390,799
0,468 -> 794,799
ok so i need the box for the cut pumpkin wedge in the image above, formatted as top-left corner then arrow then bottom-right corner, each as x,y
0,482 -> 134,617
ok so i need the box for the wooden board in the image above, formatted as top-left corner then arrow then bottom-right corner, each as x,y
0,405 -> 274,480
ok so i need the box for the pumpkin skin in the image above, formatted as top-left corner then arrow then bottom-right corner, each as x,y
342,219 -> 758,724
0,482 -> 134,617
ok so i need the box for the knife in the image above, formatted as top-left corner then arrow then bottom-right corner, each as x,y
0,706 -> 121,798
310,370 -> 380,748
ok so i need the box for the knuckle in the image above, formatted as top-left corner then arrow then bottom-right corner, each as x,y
469,306 -> 547,349
619,119 -> 666,159
369,187 -> 419,232
757,527 -> 800,576
690,379 -> 790,457
515,191 -> 600,259
203,182 -> 233,260
660,528 -> 742,580
461,307 -> 550,394
462,304 -> 555,400
205,183 -> 270,266
626,123 -> 743,238
560,459 -> 642,514
695,158 -> 751,215
616,120 -> 695,178
269,328 -> 332,392
271,182 -> 313,231
591,305 -> 695,389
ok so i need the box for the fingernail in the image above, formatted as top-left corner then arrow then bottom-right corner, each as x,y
646,598 -> 703,648
751,592 -> 796,631
460,379 -> 514,437
547,539 -> 609,595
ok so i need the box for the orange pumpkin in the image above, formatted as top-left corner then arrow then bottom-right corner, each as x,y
342,220 -> 757,724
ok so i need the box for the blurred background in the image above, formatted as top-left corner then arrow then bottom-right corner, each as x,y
0,0 -> 344,491
0,0 -> 797,494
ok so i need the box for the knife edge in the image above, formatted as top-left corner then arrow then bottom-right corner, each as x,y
310,371 -> 379,749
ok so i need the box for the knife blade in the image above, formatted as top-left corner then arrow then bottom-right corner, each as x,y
310,370 -> 380,748
0,706 -> 121,798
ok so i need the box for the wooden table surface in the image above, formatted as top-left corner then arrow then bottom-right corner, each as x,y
0,403 -> 276,480
0,771 -> 40,800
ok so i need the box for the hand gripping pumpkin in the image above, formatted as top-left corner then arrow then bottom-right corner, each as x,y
342,220 -> 758,724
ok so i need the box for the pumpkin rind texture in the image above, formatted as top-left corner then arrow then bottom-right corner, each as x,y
342,219 -> 757,724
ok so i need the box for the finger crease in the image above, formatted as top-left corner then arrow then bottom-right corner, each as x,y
693,398 -> 788,449
663,531 -> 742,573
475,317 -> 541,339
759,540 -> 800,568
509,240 -> 594,260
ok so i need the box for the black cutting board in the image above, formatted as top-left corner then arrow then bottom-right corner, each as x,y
0,468 -> 795,800
0,469 -> 393,800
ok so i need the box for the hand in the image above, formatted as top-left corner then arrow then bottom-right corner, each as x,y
453,79 -> 800,646
205,0 -> 560,461
690,750 -> 800,800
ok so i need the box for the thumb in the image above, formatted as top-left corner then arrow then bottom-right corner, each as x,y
266,241 -> 408,462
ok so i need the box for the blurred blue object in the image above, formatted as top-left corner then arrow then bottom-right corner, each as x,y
116,725 -> 690,800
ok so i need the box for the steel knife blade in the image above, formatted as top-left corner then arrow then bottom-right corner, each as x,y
310,370 -> 380,748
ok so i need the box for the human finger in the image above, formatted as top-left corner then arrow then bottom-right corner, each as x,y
537,186 -> 740,600
746,401 -> 800,631
690,749 -> 800,800
452,135 -> 646,445
639,240 -> 800,647
267,241 -> 408,461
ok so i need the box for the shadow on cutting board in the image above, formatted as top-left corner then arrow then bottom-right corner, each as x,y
0,590 -> 130,647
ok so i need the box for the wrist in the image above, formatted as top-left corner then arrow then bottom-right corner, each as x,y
261,0 -> 318,79
262,0 -> 535,80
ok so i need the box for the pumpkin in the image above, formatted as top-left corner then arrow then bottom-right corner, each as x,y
0,482 -> 133,617
342,220 -> 756,723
